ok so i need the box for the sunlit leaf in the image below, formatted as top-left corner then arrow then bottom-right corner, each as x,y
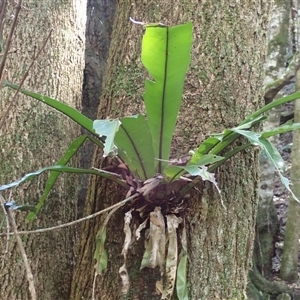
208,143 -> 250,172
142,23 -> 192,173
93,119 -> 121,157
189,115 -> 273,171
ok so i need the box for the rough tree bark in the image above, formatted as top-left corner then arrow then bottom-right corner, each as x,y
0,1 -> 86,299
71,1 -> 272,299
79,0 -> 117,216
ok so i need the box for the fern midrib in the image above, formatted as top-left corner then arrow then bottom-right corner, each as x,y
158,27 -> 169,174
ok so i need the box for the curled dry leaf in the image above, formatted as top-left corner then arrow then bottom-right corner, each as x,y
156,155 -> 191,166
141,207 -> 166,272
136,217 -> 148,240
121,210 -> 133,256
156,280 -> 164,295
162,214 -> 182,300
119,210 -> 133,294
137,175 -> 163,196
150,209 -> 165,227
119,264 -> 130,294
125,186 -> 135,198
136,204 -> 148,218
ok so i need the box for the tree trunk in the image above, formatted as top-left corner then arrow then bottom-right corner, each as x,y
253,0 -> 290,282
79,0 -> 117,216
280,0 -> 300,282
0,1 -> 86,299
71,1 -> 272,299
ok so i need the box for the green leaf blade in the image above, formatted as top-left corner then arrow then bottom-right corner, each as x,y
189,137 -> 220,164
243,90 -> 300,124
189,154 -> 224,166
115,115 -> 155,180
164,165 -> 186,179
94,228 -> 108,274
262,123 -> 300,138
142,23 -> 192,173
176,226 -> 188,300
232,129 -> 286,172
232,128 -> 300,202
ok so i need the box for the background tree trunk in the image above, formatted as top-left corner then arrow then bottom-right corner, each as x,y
71,1 -> 272,299
0,1 -> 86,299
280,0 -> 300,283
253,0 -> 291,283
78,0 -> 117,217
280,88 -> 300,283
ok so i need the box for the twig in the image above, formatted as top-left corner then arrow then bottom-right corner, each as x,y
264,51 -> 300,103
0,193 -> 139,236
0,0 -> 21,81
7,210 -> 37,299
0,194 -> 37,300
0,28 -> 53,130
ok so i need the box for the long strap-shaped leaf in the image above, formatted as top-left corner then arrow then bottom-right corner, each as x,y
142,23 -> 192,173
115,114 -> 155,180
231,128 -> 299,203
